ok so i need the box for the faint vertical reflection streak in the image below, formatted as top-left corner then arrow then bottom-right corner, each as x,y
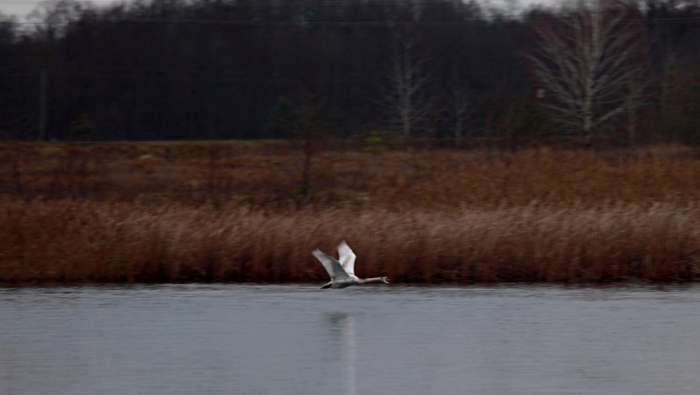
327,313 -> 356,395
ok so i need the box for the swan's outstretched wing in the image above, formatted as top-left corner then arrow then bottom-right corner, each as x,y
337,241 -> 356,276
313,249 -> 351,281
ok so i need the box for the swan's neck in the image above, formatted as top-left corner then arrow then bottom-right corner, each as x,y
360,277 -> 385,284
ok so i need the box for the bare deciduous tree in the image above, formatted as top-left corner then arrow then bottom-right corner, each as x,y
382,36 -> 433,137
528,0 -> 648,142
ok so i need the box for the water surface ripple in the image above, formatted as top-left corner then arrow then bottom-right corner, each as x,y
1,284 -> 699,395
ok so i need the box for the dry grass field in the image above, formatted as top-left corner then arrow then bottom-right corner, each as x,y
1,140 -> 700,283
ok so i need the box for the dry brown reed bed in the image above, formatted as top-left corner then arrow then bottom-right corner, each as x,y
3,142 -> 700,283
3,141 -> 700,209
1,199 -> 699,283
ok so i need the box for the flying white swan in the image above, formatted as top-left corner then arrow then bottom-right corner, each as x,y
313,241 -> 390,289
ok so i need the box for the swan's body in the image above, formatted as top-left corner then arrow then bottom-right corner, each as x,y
313,241 -> 390,289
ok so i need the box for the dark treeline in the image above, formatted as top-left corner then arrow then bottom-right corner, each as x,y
0,0 -> 699,143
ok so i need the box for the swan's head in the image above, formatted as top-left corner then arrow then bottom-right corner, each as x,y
381,276 -> 390,284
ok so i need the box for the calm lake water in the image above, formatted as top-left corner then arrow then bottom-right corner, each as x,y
1,284 -> 700,395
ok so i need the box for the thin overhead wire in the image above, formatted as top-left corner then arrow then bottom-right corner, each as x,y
0,68 -> 530,82
3,0 -> 700,18
6,15 -> 700,27
0,0 -> 548,4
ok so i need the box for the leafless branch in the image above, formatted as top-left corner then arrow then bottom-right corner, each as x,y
527,0 -> 650,137
378,36 -> 433,137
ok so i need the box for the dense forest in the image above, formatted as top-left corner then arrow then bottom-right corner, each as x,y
0,0 -> 699,143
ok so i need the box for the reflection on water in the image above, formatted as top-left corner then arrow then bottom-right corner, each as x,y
1,284 -> 700,395
327,313 -> 356,395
